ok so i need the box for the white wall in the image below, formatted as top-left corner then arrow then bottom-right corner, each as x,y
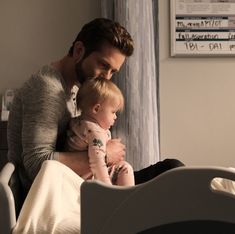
0,0 -> 100,94
159,0 -> 235,167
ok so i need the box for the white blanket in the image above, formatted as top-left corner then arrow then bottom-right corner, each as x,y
13,161 -> 83,234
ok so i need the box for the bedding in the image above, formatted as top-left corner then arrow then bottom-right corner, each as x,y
12,161 -> 83,234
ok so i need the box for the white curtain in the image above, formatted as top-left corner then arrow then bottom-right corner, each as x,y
101,0 -> 159,170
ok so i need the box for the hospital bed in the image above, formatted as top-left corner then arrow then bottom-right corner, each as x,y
1,161 -> 235,233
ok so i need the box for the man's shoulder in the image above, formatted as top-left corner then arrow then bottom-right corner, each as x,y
23,65 -> 65,93
34,65 -> 63,85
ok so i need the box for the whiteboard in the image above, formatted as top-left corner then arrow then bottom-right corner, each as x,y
171,0 -> 235,56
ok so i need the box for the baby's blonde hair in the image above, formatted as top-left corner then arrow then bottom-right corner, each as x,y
76,77 -> 124,112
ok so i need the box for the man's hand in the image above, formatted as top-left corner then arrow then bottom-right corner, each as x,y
106,138 -> 125,165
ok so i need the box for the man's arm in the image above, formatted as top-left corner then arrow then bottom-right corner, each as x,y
18,73 -> 87,181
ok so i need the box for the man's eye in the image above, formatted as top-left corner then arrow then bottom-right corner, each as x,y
101,63 -> 109,70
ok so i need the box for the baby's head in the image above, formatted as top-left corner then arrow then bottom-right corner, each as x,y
76,77 -> 124,129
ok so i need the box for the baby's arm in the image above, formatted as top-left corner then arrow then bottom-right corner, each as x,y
88,130 -> 112,185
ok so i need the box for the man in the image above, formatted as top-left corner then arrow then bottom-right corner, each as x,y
8,18 -> 184,197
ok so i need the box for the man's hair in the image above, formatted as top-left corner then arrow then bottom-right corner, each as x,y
76,77 -> 124,112
68,18 -> 134,57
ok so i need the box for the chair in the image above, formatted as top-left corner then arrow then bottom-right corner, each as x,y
0,162 -> 16,234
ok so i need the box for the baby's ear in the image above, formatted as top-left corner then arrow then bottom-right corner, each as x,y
92,103 -> 101,114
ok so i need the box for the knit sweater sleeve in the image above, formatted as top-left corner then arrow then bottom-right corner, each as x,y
18,72 -> 67,180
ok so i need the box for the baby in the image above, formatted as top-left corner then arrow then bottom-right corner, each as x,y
66,77 -> 135,186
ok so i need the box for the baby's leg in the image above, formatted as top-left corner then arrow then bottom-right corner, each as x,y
111,161 -> 135,186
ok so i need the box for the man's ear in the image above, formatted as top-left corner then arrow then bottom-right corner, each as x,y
92,104 -> 101,114
73,41 -> 85,62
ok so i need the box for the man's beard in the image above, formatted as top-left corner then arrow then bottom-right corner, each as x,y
75,60 -> 87,85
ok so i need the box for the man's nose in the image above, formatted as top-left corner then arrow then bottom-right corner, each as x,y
100,71 -> 112,80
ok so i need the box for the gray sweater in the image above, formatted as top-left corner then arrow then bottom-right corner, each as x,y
7,65 -> 77,191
